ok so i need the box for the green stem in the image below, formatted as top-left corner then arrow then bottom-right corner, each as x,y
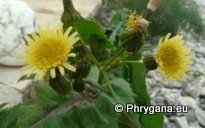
102,71 -> 119,102
106,60 -> 142,71
84,79 -> 110,95
79,37 -> 119,102
98,72 -> 103,84
79,38 -> 101,69
121,60 -> 142,64
103,48 -> 124,70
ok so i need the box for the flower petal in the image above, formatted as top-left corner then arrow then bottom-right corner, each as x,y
63,62 -> 76,72
64,26 -> 73,36
50,68 -> 56,78
58,66 -> 65,76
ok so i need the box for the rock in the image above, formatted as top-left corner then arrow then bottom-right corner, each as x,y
183,76 -> 204,98
174,116 -> 189,128
195,106 -> 205,127
199,96 -> 205,110
0,83 -> 23,107
200,87 -> 205,96
176,96 -> 197,109
189,122 -> 201,128
160,88 -> 181,106
186,109 -> 198,122
165,122 -> 177,128
0,0 -> 36,66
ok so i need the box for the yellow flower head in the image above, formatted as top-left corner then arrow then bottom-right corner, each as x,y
125,11 -> 140,32
125,11 -> 149,32
155,33 -> 192,80
20,26 -> 79,80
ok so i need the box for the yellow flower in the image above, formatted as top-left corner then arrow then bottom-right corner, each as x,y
20,26 -> 79,80
125,11 -> 140,32
155,33 -> 192,80
125,11 -> 149,32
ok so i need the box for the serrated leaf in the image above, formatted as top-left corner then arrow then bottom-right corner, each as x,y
18,74 -> 35,83
110,78 -> 135,104
0,104 -> 26,128
74,18 -> 112,48
139,113 -> 164,128
30,94 -> 118,128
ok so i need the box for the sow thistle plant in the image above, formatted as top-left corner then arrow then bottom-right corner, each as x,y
0,0 -> 193,127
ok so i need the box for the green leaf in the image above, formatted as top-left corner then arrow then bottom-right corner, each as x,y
74,17 -> 112,48
128,52 -> 150,106
18,74 -> 35,83
131,63 -> 150,105
0,104 -> 26,128
16,82 -> 76,127
31,94 -> 118,128
87,66 -> 100,83
110,78 -> 135,104
139,113 -> 164,128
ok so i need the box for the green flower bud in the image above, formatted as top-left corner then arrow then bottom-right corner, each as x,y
72,60 -> 91,79
73,80 -> 85,92
143,54 -> 158,70
72,45 -> 87,58
120,31 -> 143,52
49,74 -> 71,95
61,0 -> 81,25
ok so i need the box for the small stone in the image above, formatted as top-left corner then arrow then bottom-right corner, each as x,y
189,122 -> 201,128
195,106 -> 205,127
186,109 -> 198,122
183,76 -> 204,98
0,83 -> 23,107
160,88 -> 181,106
165,122 -> 177,128
176,96 -> 197,109
174,116 -> 189,128
0,0 -> 36,66
200,87 -> 205,96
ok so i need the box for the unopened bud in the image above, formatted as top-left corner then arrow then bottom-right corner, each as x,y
49,75 -> 71,95
74,60 -> 91,79
73,80 -> 85,92
143,54 -> 158,70
120,31 -> 143,52
147,0 -> 161,12
61,0 -> 81,25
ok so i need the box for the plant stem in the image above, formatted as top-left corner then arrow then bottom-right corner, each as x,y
84,79 -> 110,95
79,37 -> 119,102
106,60 -> 142,71
121,60 -> 143,64
103,48 -> 124,70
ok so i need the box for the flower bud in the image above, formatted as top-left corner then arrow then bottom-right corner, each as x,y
147,0 -> 161,12
61,0 -> 81,25
49,75 -> 71,95
143,54 -> 158,70
73,60 -> 91,79
73,80 -> 85,92
120,31 -> 143,52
